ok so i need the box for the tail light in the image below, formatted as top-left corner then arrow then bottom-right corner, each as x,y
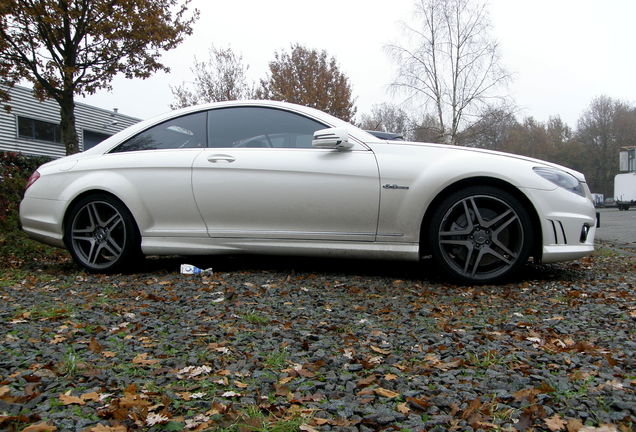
25,170 -> 40,191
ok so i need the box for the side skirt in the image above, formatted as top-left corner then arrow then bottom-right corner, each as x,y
141,237 -> 420,261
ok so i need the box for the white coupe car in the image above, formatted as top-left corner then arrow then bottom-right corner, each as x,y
20,101 -> 596,283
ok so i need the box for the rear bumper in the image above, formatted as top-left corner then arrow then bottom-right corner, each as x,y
19,197 -> 66,248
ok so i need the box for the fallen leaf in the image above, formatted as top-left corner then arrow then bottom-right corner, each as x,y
299,425 -> 320,432
373,387 -> 400,398
49,335 -> 66,344
132,353 -> 160,366
21,422 -> 57,432
0,386 -> 11,398
80,391 -> 101,402
356,375 -> 376,388
102,351 -> 116,358
370,345 -> 391,355
397,402 -> 410,414
312,418 -> 330,425
84,425 -> 127,432
88,337 -> 103,353
221,391 -> 241,397
278,376 -> 294,385
384,373 -> 398,381
579,426 -> 618,432
59,393 -> 84,405
566,418 -> 584,432
406,396 -> 429,410
545,414 -> 567,431
436,359 -> 462,370
234,381 -> 248,388
175,365 -> 211,378
145,412 -> 169,426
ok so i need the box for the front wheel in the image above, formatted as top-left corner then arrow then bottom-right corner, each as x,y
427,186 -> 534,284
64,194 -> 141,272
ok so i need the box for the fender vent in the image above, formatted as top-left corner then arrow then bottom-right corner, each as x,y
549,220 -> 568,245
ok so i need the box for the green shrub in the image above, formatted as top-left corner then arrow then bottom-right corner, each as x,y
0,151 -> 61,265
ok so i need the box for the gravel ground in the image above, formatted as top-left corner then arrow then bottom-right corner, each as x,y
1,242 -> 635,432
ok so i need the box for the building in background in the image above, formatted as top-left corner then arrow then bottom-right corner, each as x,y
0,85 -> 140,158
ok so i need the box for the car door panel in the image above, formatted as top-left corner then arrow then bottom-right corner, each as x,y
192,148 -> 380,241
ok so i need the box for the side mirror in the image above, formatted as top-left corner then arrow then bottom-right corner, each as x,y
312,128 -> 353,150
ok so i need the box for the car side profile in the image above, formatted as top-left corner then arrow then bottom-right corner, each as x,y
20,100 -> 597,283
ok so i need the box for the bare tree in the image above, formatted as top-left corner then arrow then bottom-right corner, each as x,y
358,103 -> 414,139
458,102 -> 518,149
411,113 -> 444,143
576,96 -> 636,196
170,46 -> 254,109
388,0 -> 509,144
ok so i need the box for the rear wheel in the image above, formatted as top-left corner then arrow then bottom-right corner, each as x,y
428,186 -> 533,284
65,194 -> 140,272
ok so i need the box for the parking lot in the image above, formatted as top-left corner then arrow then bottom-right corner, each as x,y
595,207 -> 636,248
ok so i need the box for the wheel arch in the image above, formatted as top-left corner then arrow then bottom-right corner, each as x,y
419,176 -> 542,258
62,190 -> 141,246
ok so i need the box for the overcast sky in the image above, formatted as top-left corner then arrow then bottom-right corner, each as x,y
81,0 -> 636,129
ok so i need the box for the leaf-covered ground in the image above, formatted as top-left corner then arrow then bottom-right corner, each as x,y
1,242 -> 634,432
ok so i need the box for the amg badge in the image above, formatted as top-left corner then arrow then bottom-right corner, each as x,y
383,184 -> 410,190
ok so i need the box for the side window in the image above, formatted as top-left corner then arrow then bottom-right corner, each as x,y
111,111 -> 206,153
207,107 -> 326,149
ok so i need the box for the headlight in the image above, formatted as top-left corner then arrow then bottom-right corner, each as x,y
533,167 -> 585,197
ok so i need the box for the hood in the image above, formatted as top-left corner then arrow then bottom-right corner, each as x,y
387,140 -> 587,182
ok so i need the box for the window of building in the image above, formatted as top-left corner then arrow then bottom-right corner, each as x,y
17,116 -> 61,144
83,130 -> 111,150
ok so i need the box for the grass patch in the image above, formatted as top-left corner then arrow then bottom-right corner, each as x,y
263,348 -> 288,370
242,311 -> 269,325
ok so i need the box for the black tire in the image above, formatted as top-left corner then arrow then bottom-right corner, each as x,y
64,193 -> 141,273
427,186 -> 534,284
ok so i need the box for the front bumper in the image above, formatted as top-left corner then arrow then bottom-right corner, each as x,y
521,186 -> 597,264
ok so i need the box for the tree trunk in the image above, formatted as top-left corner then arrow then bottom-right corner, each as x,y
59,92 -> 79,155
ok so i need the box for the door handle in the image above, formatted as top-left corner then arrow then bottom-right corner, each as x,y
207,154 -> 235,163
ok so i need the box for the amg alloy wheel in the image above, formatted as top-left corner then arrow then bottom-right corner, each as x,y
429,186 -> 533,283
65,194 -> 140,272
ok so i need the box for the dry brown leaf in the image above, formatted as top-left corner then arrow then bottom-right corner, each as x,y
299,425 -> 320,432
312,418 -> 330,425
436,359 -> 462,370
384,373 -> 398,381
579,426 -> 618,432
278,376 -> 294,385
513,387 -> 540,401
88,337 -> 103,353
102,351 -> 116,358
356,387 -> 374,396
80,391 -> 101,402
0,385 -> 11,398
370,345 -> 391,355
397,402 -> 410,414
566,418 -> 584,432
49,335 -> 66,344
84,425 -> 127,432
545,414 -> 567,431
21,422 -> 57,432
356,375 -> 376,388
234,381 -> 248,388
373,387 -> 400,398
132,353 -> 160,366
59,393 -> 85,405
